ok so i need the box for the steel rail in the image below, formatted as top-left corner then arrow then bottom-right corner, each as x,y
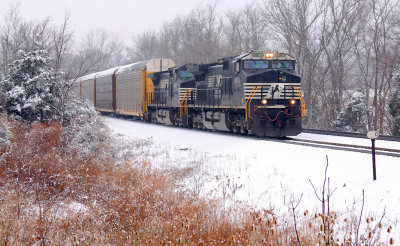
303,128 -> 400,142
286,137 -> 400,158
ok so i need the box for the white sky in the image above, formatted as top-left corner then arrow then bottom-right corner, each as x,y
0,0 -> 253,45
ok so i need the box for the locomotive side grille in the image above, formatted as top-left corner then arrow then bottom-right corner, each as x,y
244,83 -> 301,99
179,88 -> 197,101
208,76 -> 215,88
160,78 -> 169,89
208,75 -> 222,88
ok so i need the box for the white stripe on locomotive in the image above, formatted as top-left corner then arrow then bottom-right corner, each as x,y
243,83 -> 301,100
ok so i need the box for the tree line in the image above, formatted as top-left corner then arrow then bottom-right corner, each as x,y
1,0 -> 400,134
128,0 -> 400,135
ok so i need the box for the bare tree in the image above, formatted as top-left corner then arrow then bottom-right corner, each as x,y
224,9 -> 245,55
0,3 -> 53,74
51,12 -> 74,75
128,31 -> 159,62
353,0 -> 400,133
157,21 -> 181,62
264,0 -> 325,127
241,3 -> 268,51
314,0 -> 367,129
192,1 -> 225,63
68,29 -> 123,75
148,1 -> 224,65
224,3 -> 269,56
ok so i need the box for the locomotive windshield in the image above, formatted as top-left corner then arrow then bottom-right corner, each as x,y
272,61 -> 294,70
244,60 -> 294,70
178,70 -> 194,78
244,60 -> 267,69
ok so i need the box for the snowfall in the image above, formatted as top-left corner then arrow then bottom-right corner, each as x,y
104,116 -> 400,239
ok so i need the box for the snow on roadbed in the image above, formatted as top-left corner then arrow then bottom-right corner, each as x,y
104,117 -> 400,236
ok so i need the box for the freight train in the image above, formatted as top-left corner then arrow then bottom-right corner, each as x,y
74,51 -> 305,137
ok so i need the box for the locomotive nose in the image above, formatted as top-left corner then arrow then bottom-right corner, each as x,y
245,70 -> 300,84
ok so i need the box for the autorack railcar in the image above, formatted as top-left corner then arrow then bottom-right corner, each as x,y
75,58 -> 175,117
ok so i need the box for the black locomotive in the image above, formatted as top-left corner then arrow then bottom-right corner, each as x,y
147,51 -> 305,137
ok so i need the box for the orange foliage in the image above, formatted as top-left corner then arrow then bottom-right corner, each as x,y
0,119 -> 393,245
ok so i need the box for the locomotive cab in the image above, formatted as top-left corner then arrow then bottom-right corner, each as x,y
237,51 -> 304,137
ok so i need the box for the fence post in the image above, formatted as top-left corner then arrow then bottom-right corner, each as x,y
367,130 -> 379,181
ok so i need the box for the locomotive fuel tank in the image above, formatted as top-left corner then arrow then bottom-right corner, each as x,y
155,109 -> 173,125
202,111 -> 231,131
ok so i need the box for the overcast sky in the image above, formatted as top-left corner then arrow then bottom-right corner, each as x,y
1,0 -> 253,45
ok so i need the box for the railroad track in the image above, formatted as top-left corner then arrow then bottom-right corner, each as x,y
303,128 -> 400,141
294,129 -> 400,157
285,137 -> 400,158
205,129 -> 400,158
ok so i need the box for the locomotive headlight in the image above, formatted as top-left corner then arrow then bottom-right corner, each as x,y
261,99 -> 268,105
264,52 -> 274,59
290,99 -> 296,105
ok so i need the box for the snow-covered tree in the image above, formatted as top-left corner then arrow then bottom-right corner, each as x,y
389,72 -> 400,136
335,91 -> 370,133
2,49 -> 59,123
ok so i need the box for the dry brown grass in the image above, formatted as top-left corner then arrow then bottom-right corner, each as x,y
0,118 -> 394,245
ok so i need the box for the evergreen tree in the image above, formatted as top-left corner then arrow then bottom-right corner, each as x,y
2,50 -> 59,123
335,91 -> 370,133
389,72 -> 400,136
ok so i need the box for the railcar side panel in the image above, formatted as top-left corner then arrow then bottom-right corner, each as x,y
80,79 -> 95,103
96,75 -> 113,112
116,69 -> 143,116
114,58 -> 175,117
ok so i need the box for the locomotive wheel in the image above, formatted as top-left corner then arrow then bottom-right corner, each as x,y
188,115 -> 193,128
240,126 -> 248,135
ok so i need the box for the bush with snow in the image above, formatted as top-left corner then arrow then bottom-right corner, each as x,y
59,99 -> 134,162
59,98 -> 108,158
2,50 -> 59,123
335,91 -> 370,133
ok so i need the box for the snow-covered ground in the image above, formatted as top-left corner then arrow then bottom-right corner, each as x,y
104,116 -> 400,237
